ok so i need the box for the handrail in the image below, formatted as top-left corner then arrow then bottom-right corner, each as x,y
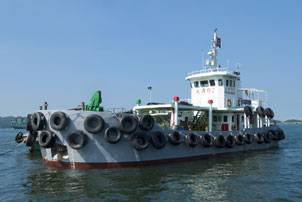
187,67 -> 231,77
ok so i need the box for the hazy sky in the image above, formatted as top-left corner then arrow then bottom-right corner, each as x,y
0,0 -> 301,120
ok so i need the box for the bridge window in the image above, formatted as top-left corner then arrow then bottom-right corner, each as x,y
194,81 -> 199,88
230,80 -> 233,87
233,80 -> 236,87
218,79 -> 223,86
200,80 -> 209,87
226,80 -> 229,86
209,79 -> 215,86
223,115 -> 228,122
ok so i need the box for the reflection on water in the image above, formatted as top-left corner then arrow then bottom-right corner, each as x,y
0,125 -> 301,201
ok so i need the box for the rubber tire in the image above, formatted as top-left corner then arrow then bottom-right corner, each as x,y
130,131 -> 149,151
255,133 -> 264,144
104,127 -> 121,144
244,133 -> 254,144
68,131 -> 88,150
31,112 -> 46,131
215,135 -> 226,148
256,106 -> 265,118
225,135 -> 236,148
84,114 -> 105,134
168,131 -> 182,145
185,133 -> 199,147
264,108 -> 274,119
150,131 -> 167,149
244,106 -> 253,117
236,134 -> 245,145
38,131 -> 55,148
50,111 -> 69,131
139,115 -> 155,131
201,133 -> 214,147
119,115 -> 138,134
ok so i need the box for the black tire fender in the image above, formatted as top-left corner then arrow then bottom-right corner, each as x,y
38,131 -> 56,148
168,130 -> 183,145
130,131 -> 149,151
50,111 -> 69,131
201,133 -> 214,147
68,130 -> 88,150
31,112 -> 46,131
139,115 -> 155,131
256,106 -> 265,118
84,114 -> 105,134
185,133 -> 200,147
150,131 -> 167,149
215,135 -> 226,148
236,134 -> 245,145
104,127 -> 121,144
119,114 -> 138,134
255,132 -> 264,144
225,135 -> 236,148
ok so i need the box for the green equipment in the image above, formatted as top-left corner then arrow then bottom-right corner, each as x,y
85,90 -> 104,112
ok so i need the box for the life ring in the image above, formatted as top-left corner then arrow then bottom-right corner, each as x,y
235,134 -> 245,145
168,130 -> 183,145
26,131 -> 38,147
264,108 -> 274,119
104,127 -> 121,144
244,133 -> 254,144
130,131 -> 149,151
68,130 -> 88,150
185,133 -> 199,147
255,133 -> 264,144
38,131 -> 56,148
150,131 -> 167,149
139,115 -> 155,131
244,106 -> 253,117
225,135 -> 236,148
201,133 -> 214,147
31,112 -> 46,131
119,114 -> 138,134
256,106 -> 265,118
227,99 -> 232,108
84,114 -> 105,134
50,111 -> 69,131
214,135 -> 226,148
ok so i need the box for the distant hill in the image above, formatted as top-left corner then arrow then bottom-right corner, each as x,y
284,119 -> 302,124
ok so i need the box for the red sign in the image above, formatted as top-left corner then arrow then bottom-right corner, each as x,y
208,99 -> 213,105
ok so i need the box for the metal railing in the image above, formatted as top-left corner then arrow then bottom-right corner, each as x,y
187,67 -> 230,77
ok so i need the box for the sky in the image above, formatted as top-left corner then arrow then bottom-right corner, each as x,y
0,0 -> 301,120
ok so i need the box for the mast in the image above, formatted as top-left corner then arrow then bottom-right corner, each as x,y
205,29 -> 221,69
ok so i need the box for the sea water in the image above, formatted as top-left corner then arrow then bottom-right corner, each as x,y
0,125 -> 301,201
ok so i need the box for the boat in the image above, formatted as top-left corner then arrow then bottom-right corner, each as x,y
16,30 -> 285,169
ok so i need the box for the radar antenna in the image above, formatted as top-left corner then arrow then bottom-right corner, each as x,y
205,29 -> 221,69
